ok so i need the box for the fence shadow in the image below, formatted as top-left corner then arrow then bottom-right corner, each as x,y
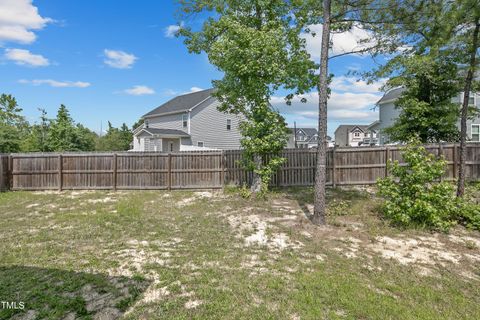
0,265 -> 151,319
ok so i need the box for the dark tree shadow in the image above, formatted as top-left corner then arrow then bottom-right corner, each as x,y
279,186 -> 315,220
0,265 -> 151,320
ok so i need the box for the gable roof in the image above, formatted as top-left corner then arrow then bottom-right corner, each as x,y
377,87 -> 405,105
288,127 -> 318,137
334,125 -> 369,134
142,88 -> 216,118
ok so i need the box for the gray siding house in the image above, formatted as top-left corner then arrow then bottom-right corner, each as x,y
287,128 -> 318,148
286,127 -> 333,148
132,89 -> 244,151
372,87 -> 480,145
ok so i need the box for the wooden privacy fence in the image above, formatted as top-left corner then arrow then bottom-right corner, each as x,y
8,152 -> 224,191
2,143 -> 480,191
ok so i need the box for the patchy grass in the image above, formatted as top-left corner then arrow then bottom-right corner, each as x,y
0,187 -> 479,319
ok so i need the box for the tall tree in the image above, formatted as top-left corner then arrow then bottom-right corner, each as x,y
23,108 -> 51,152
48,104 -> 81,151
308,0 -> 394,224
312,0 -> 331,225
95,122 -> 132,151
382,55 -> 461,143
0,94 -> 27,153
364,0 -> 480,197
178,0 -> 317,194
453,1 -> 480,196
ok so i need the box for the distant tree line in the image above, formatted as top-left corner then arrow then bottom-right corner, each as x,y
0,94 -> 136,153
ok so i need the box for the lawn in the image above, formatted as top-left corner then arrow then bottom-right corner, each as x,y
0,187 -> 479,320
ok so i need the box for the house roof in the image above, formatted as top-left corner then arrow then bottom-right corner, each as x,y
367,120 -> 380,130
334,125 -> 369,134
138,128 -> 190,137
142,88 -> 216,118
376,87 -> 405,105
288,127 -> 318,137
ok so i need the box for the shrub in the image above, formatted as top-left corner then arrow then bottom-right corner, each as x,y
454,200 -> 480,230
377,139 -> 457,231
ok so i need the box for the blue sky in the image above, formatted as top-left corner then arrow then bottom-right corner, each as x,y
1,0 -> 386,136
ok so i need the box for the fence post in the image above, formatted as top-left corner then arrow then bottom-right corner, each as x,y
8,155 -> 13,190
438,142 -> 444,181
112,153 -> 117,191
331,146 -> 336,188
220,150 -> 225,190
453,143 -> 457,179
384,147 -> 389,178
58,154 -> 63,191
167,153 -> 172,191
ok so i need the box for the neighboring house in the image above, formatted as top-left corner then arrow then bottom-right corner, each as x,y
373,87 -> 480,145
132,89 -> 244,151
334,125 -> 378,147
287,128 -> 317,148
286,127 -> 333,148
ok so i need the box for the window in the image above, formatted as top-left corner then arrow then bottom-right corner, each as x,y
182,114 -> 188,128
464,92 -> 476,105
144,120 -> 149,128
197,141 -> 204,147
472,124 -> 480,142
354,132 -> 360,137
226,119 -> 231,130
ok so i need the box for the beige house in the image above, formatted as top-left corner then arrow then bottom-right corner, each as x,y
334,125 -> 378,147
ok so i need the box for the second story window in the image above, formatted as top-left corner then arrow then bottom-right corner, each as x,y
472,124 -> 480,142
145,120 -> 149,128
226,119 -> 231,130
354,132 -> 360,137
182,114 -> 188,128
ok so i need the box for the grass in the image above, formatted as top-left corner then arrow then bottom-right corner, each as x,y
0,187 -> 479,319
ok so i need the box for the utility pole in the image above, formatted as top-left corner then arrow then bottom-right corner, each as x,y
294,121 -> 298,148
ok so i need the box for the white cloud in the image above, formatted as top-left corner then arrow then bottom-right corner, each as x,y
4,48 -> 49,66
331,76 -> 386,94
189,86 -> 203,93
18,79 -> 91,88
124,85 -> 155,96
0,0 -> 52,44
103,49 -> 137,69
164,23 -> 182,38
303,24 -> 376,59
271,77 -> 384,126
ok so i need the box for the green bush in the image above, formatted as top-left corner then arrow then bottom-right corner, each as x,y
454,200 -> 480,230
377,139 -> 458,231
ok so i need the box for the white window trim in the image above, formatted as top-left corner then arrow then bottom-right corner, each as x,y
226,118 -> 232,130
182,114 -> 188,128
464,92 -> 476,105
197,141 -> 204,147
471,124 -> 480,142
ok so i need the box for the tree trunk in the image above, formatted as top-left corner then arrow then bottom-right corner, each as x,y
251,154 -> 263,193
312,0 -> 331,225
457,18 -> 480,197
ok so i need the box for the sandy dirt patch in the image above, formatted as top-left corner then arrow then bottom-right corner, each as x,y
176,191 -> 213,207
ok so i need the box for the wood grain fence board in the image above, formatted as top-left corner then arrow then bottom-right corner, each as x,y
6,144 -> 480,190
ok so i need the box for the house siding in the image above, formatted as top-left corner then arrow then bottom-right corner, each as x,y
189,98 -> 244,149
377,92 -> 480,144
147,112 -> 188,132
